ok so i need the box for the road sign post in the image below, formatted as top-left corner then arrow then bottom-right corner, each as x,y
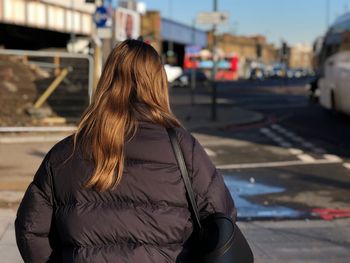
196,4 -> 228,121
197,12 -> 229,25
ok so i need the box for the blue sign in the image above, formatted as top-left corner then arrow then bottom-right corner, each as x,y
185,45 -> 202,54
93,6 -> 109,27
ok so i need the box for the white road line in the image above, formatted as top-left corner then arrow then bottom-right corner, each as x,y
204,148 -> 217,157
289,148 -> 304,155
323,154 -> 343,162
343,163 -> 350,170
259,128 -> 271,134
270,124 -> 286,131
297,154 -> 316,163
217,159 -> 342,170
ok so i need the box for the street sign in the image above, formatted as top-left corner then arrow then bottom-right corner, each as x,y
196,12 -> 229,25
93,6 -> 109,28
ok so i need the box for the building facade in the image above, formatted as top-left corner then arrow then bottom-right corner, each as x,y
141,10 -> 207,66
208,33 -> 278,65
288,43 -> 313,69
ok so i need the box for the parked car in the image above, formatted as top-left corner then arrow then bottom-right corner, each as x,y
164,64 -> 183,83
170,70 -> 209,88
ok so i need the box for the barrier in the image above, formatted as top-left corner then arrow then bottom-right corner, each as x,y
0,49 -> 94,128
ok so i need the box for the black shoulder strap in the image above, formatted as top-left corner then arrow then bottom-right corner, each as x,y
45,160 -> 57,210
167,128 -> 201,230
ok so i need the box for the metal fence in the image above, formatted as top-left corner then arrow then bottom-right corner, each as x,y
0,49 -> 93,128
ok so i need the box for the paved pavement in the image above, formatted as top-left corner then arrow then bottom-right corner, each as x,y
170,88 -> 264,130
1,208 -> 349,262
1,87 -> 350,262
238,218 -> 350,262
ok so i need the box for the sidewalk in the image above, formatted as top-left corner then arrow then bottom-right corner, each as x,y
170,88 -> 264,130
2,208 -> 349,262
0,210 -> 21,263
238,219 -> 350,262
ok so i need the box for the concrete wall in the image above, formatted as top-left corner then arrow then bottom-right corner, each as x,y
0,0 -> 93,35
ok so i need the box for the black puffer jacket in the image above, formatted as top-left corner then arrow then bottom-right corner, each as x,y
15,121 -> 236,262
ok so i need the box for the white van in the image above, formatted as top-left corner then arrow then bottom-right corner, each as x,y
318,13 -> 350,115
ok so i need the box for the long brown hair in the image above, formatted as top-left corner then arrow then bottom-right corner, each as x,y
74,39 -> 181,192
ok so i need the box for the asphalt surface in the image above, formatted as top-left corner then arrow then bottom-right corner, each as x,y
190,77 -> 350,220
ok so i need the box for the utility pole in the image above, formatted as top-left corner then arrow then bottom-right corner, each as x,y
190,19 -> 196,106
211,0 -> 218,121
167,0 -> 174,62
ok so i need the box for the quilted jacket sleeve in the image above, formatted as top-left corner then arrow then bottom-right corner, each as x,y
191,137 -> 237,221
15,152 -> 56,263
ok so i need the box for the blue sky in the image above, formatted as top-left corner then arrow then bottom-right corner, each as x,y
142,0 -> 350,46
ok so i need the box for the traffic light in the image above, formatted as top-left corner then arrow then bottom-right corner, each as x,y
282,42 -> 289,57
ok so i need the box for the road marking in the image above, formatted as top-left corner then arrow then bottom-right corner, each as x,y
289,148 -> 304,155
297,154 -> 316,163
270,124 -> 283,130
260,128 -> 272,134
343,163 -> 350,170
204,148 -> 217,157
217,158 -> 342,170
323,154 -> 343,162
265,132 -> 277,138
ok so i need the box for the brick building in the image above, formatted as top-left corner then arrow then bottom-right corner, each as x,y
208,33 -> 279,65
288,43 -> 313,69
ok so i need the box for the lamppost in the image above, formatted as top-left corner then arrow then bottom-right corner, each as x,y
211,0 -> 218,121
167,0 -> 174,63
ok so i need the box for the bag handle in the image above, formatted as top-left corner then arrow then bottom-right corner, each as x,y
167,128 -> 201,230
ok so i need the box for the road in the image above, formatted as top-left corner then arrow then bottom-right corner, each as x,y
192,78 -> 350,220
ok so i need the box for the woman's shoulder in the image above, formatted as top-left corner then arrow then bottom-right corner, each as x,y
170,126 -> 198,155
172,126 -> 194,142
46,134 -> 75,165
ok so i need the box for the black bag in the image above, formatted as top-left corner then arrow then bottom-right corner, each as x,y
167,128 -> 254,263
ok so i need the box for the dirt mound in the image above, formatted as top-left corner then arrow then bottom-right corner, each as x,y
0,55 -> 51,126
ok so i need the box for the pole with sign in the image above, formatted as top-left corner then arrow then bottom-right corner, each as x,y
197,2 -> 228,121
